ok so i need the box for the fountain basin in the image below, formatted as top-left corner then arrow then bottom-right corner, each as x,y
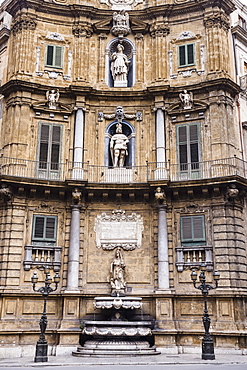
82,320 -> 152,337
94,296 -> 142,310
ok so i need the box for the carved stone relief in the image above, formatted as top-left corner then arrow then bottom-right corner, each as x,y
99,0 -> 144,10
94,209 -> 144,250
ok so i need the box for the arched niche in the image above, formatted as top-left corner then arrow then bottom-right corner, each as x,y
106,38 -> 136,88
104,120 -> 135,167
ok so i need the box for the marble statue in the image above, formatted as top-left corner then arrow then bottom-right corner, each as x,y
110,247 -> 126,296
110,123 -> 129,167
111,10 -> 131,37
179,90 -> 193,109
46,89 -> 59,109
111,44 -> 130,87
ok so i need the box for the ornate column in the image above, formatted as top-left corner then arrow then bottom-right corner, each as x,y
66,189 -> 82,291
72,108 -> 85,180
155,188 -> 169,290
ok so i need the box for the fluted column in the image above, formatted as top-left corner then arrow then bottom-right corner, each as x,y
67,204 -> 81,291
72,108 -> 85,180
157,203 -> 169,289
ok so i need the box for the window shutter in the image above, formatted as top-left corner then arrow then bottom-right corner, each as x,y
179,45 -> 186,66
34,217 -> 45,239
193,216 -> 204,240
55,46 -> 62,68
187,44 -> 194,64
181,215 -> 205,244
181,217 -> 192,241
45,217 -> 56,240
46,45 -> 54,66
39,124 -> 49,168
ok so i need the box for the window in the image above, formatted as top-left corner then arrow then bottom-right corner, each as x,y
178,44 -> 195,67
45,45 -> 63,68
177,123 -> 200,178
32,215 -> 57,245
38,123 -> 62,176
180,215 -> 206,246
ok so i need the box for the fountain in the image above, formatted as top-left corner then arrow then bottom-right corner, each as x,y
72,248 -> 160,356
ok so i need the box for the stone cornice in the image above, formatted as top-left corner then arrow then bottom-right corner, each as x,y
6,0 -> 236,22
0,77 -> 240,101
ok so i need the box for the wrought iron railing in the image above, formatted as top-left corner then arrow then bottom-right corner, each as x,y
0,156 -> 246,183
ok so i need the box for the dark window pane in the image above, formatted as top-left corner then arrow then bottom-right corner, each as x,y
40,124 -> 49,142
179,144 -> 188,164
45,217 -> 56,239
189,125 -> 198,142
187,44 -> 194,64
52,126 -> 61,143
39,143 -> 48,168
51,144 -> 59,169
179,45 -> 186,66
190,143 -> 199,163
178,126 -> 187,143
34,217 -> 45,239
46,45 -> 54,66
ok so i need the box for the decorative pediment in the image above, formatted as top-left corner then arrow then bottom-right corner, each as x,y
167,99 -> 208,115
32,101 -> 73,115
131,18 -> 149,34
93,17 -> 112,34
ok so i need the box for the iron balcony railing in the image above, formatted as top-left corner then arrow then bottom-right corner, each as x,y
0,156 -> 246,183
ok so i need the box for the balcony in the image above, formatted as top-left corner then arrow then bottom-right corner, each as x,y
0,156 -> 246,184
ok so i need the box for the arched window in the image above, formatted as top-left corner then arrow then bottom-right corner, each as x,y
104,120 -> 135,167
106,38 -> 136,88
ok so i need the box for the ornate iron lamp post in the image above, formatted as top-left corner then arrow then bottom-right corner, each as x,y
190,263 -> 220,360
31,267 -> 60,362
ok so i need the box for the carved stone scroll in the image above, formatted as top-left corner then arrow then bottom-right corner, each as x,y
94,209 -> 144,250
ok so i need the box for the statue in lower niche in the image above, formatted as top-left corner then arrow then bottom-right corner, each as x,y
111,44 -> 130,87
110,247 -> 126,296
110,123 -> 129,167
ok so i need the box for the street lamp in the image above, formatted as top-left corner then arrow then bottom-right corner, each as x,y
190,263 -> 220,360
31,267 -> 60,362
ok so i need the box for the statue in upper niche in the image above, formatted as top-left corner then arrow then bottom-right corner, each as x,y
111,10 -> 131,37
46,89 -> 59,109
111,44 -> 130,87
179,90 -> 193,109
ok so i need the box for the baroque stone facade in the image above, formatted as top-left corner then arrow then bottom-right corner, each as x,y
0,0 -> 246,358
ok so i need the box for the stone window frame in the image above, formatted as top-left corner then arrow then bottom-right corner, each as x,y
169,32 -> 205,78
175,208 -> 213,272
24,213 -> 61,272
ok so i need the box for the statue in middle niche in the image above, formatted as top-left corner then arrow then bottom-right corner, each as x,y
110,44 -> 130,87
110,122 -> 129,167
